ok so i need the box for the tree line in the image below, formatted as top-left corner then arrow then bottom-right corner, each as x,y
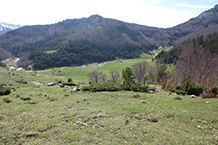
84,61 -> 168,92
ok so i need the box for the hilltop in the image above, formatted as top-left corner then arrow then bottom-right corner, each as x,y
0,5 -> 218,68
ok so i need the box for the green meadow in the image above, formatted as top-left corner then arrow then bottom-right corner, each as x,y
0,56 -> 218,144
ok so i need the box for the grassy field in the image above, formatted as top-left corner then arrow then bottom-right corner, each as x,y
0,54 -> 218,144
44,50 -> 57,54
98,58 -> 155,73
36,67 -> 91,84
1,84 -> 218,144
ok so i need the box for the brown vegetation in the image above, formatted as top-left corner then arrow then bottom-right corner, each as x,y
200,88 -> 218,99
171,37 -> 218,88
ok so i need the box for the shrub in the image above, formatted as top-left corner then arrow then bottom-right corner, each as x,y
148,87 -> 155,91
175,90 -> 186,95
3,98 -> 12,103
62,82 -> 76,86
162,80 -> 167,89
67,78 -> 72,82
0,86 -> 11,96
81,85 -> 91,91
131,83 -> 149,92
81,81 -> 122,92
176,85 -> 184,90
200,88 -> 218,99
211,86 -> 218,94
187,85 -> 205,96
169,87 -> 176,92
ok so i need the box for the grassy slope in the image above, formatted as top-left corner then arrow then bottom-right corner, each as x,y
37,67 -> 91,84
98,58 -> 155,73
1,52 -> 217,144
1,85 -> 218,144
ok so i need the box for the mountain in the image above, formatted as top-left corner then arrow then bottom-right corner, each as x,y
0,5 -> 218,68
0,22 -> 21,35
0,15 -> 159,57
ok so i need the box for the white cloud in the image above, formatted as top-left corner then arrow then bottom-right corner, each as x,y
0,0 -> 196,28
177,3 -> 213,9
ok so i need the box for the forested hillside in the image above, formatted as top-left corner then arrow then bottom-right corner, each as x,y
29,40 -> 147,69
158,32 -> 218,87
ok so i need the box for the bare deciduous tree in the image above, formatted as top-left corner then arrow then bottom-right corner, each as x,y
132,61 -> 150,83
109,70 -> 121,82
88,69 -> 107,83
172,42 -> 218,87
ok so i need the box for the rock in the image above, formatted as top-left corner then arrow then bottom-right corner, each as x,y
76,121 -> 87,126
135,114 -> 143,120
97,113 -> 109,117
190,95 -> 197,98
148,90 -> 153,93
47,82 -> 54,86
56,83 -> 64,87
92,116 -> 98,119
142,100 -> 146,104
197,125 -> 201,129
72,86 -> 77,92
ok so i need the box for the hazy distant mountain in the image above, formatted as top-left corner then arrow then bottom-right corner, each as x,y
0,5 -> 218,58
0,22 -> 21,35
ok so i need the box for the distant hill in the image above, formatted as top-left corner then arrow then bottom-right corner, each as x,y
0,5 -> 218,68
1,5 -> 218,56
0,22 -> 21,35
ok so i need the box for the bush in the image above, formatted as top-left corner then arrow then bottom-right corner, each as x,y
172,77 -> 205,96
148,87 -> 155,91
187,85 -> 205,96
0,86 -> 11,96
67,78 -> 72,82
131,83 -> 149,92
211,86 -> 218,94
200,88 -> 218,99
176,85 -> 184,90
62,82 -> 76,86
3,98 -> 12,103
81,81 -> 122,92
162,80 -> 167,89
175,90 -> 186,95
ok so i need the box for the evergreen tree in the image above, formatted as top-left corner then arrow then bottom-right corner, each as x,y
122,67 -> 135,91
156,64 -> 168,83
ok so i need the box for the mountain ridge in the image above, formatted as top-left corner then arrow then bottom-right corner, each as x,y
0,5 -> 218,60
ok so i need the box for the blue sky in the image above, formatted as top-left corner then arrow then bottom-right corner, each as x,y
0,0 -> 217,28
